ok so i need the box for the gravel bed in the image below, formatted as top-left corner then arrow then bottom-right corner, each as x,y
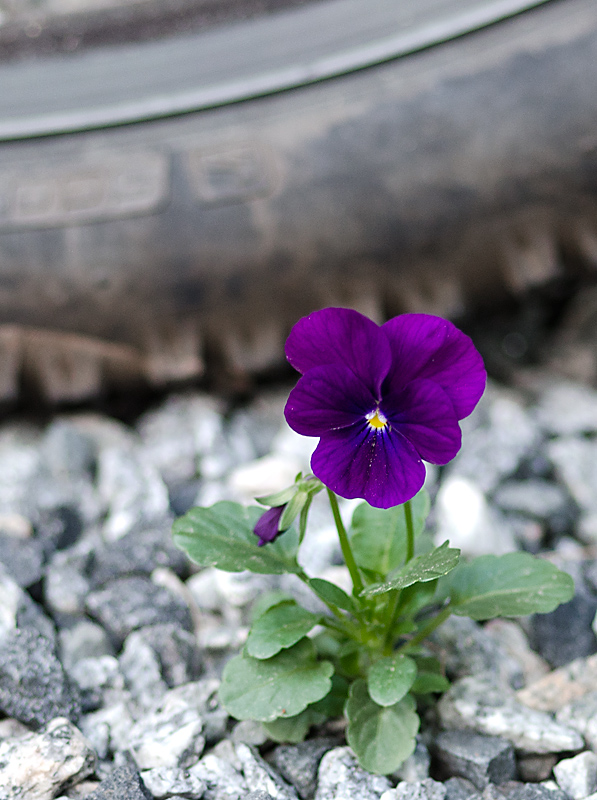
1,374 -> 597,799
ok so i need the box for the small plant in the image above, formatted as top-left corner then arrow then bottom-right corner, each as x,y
173,308 -> 574,775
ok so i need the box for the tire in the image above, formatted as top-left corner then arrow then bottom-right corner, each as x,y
0,0 -> 596,400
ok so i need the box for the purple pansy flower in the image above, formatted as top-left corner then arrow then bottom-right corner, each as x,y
254,505 -> 286,546
284,308 -> 486,509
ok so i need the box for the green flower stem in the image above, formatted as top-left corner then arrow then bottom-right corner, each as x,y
404,499 -> 415,563
397,604 -> 453,655
382,590 -> 402,655
295,569 -> 359,633
318,614 -> 362,641
327,489 -> 364,596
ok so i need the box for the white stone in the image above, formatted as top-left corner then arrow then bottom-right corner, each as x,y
535,382 -> 597,436
128,685 -> 205,770
381,778 -> 446,800
228,454 -> 303,502
435,477 -> 517,557
437,676 -> 584,754
190,753 -> 248,800
141,766 -> 206,799
314,747 -> 392,800
554,751 -> 597,799
0,717 -> 96,800
235,743 -> 299,800
79,698 -> 135,758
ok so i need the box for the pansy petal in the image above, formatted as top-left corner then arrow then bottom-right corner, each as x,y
285,308 -> 391,397
382,314 -> 486,419
285,363 -> 377,436
311,424 -> 426,509
384,378 -> 461,465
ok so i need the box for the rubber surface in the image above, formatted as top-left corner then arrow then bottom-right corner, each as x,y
0,0 -> 596,400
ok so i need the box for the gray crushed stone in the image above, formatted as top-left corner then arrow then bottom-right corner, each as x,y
0,379 -> 596,798
0,628 -> 81,728
85,575 -> 193,648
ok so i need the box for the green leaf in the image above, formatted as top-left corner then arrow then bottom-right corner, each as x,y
264,672 -> 349,743
397,580 -> 439,617
311,631 -> 342,660
367,655 -> 417,707
173,501 -> 300,574
361,542 -> 460,597
251,590 -> 294,622
263,708 -> 325,743
308,578 -> 359,615
445,552 -> 575,620
350,490 -> 430,574
246,601 -> 321,659
411,672 -> 450,694
345,680 -> 420,774
219,639 -> 333,722
311,674 -> 350,718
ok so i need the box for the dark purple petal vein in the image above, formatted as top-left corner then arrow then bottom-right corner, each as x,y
310,424 -> 426,509
384,378 -> 461,465
382,314 -> 486,419
284,363 -> 376,436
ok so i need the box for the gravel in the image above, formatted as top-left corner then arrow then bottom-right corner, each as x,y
1,376 -> 597,797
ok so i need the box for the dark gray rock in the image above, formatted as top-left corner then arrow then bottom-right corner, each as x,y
86,576 -> 193,648
434,730 -> 516,790
88,524 -> 189,587
86,763 -> 153,799
535,382 -> 597,436
491,479 -> 576,538
0,563 -> 57,643
40,419 -> 97,481
119,622 -> 202,687
44,545 -> 93,624
272,739 -> 337,800
430,616 -> 524,688
0,531 -> 44,588
530,561 -> 597,666
445,390 -> 540,494
547,438 -> 597,533
444,777 -> 482,800
495,782 -> 568,800
516,755 -> 558,783
34,504 -> 84,556
58,620 -> 115,669
0,627 -> 81,728
168,479 -> 202,516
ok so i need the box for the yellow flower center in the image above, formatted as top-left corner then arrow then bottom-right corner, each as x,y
366,409 -> 388,430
